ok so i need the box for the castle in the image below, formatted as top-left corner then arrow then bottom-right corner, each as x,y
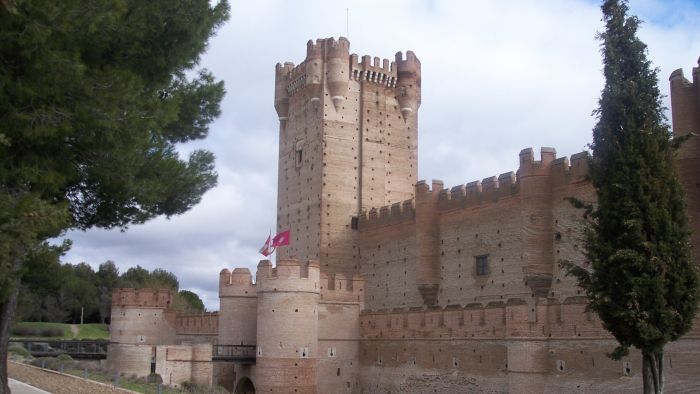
107,38 -> 700,394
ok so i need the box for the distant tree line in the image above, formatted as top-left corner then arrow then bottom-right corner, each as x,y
17,260 -> 206,324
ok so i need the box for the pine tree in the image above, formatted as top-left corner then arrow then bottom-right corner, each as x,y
568,1 -> 699,393
0,1 -> 229,392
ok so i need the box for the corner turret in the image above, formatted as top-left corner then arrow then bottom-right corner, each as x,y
305,39 -> 325,109
395,50 -> 422,122
274,62 -> 294,128
326,37 -> 350,112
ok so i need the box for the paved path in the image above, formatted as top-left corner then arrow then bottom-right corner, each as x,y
8,379 -> 53,394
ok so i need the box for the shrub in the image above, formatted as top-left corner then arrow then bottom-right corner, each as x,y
8,345 -> 30,358
10,326 -> 38,337
75,360 -> 107,374
41,328 -> 64,337
30,358 -> 62,371
147,373 -> 163,384
56,354 -> 73,361
181,381 -> 209,392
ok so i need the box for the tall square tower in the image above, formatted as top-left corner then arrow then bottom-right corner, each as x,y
273,37 -> 421,279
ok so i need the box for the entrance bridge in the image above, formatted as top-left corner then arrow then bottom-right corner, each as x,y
11,340 -> 257,364
9,339 -> 108,360
212,344 -> 256,364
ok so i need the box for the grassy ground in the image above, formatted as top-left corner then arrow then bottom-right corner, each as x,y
10,322 -> 110,340
74,323 -> 109,339
63,369 -> 186,394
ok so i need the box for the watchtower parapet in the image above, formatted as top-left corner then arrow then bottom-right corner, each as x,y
112,288 -> 173,309
256,258 -> 320,294
219,268 -> 256,298
350,54 -> 398,89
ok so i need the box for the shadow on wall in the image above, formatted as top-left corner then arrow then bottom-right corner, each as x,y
236,377 -> 255,394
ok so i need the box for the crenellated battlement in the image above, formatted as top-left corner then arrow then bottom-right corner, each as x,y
256,258 -> 320,293
319,273 -> 365,303
174,312 -> 219,335
350,54 -> 398,88
219,268 -> 257,298
358,199 -> 416,230
112,288 -> 173,309
437,149 -> 590,213
359,297 -> 611,340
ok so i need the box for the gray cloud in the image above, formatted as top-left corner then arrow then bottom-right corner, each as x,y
57,0 -> 700,311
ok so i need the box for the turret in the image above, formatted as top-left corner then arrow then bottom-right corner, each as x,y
670,56 -> 700,266
255,259 -> 320,394
669,58 -> 700,160
305,39 -> 325,109
415,180 -> 442,306
395,50 -> 422,122
218,268 -> 257,346
518,148 -> 556,297
326,37 -> 350,112
274,62 -> 294,128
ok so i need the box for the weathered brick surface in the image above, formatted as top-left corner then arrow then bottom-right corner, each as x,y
107,344 -> 152,377
9,362 -> 140,394
154,344 -> 213,388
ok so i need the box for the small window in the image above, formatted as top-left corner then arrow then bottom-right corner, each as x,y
351,217 -> 359,230
296,150 -> 303,165
476,256 -> 488,276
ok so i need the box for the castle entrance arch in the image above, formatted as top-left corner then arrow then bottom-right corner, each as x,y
235,377 -> 255,394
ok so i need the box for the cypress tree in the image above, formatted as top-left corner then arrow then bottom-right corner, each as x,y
568,1 -> 699,393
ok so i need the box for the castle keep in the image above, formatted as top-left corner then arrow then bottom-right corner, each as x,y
108,39 -> 700,394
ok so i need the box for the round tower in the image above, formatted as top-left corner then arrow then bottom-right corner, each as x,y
218,268 -> 257,346
415,180 -> 442,306
518,147 -> 556,297
325,37 -> 350,112
395,50 -> 422,122
255,259 -> 320,394
305,40 -> 324,109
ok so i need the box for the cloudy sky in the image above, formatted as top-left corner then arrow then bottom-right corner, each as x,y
56,0 -> 700,311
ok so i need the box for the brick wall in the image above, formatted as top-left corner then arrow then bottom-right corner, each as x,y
154,344 -> 213,388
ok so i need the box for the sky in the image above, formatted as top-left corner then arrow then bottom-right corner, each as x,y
55,0 -> 700,311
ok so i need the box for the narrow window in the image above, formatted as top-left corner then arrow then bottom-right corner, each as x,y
351,217 -> 359,230
296,150 -> 303,165
476,256 -> 488,276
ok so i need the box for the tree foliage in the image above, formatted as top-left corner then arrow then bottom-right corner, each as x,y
0,0 -> 229,391
18,261 -> 206,323
174,290 -> 206,314
567,1 -> 699,392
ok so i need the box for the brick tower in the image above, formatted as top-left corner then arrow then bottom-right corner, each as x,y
670,58 -> 700,265
273,37 -> 421,279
